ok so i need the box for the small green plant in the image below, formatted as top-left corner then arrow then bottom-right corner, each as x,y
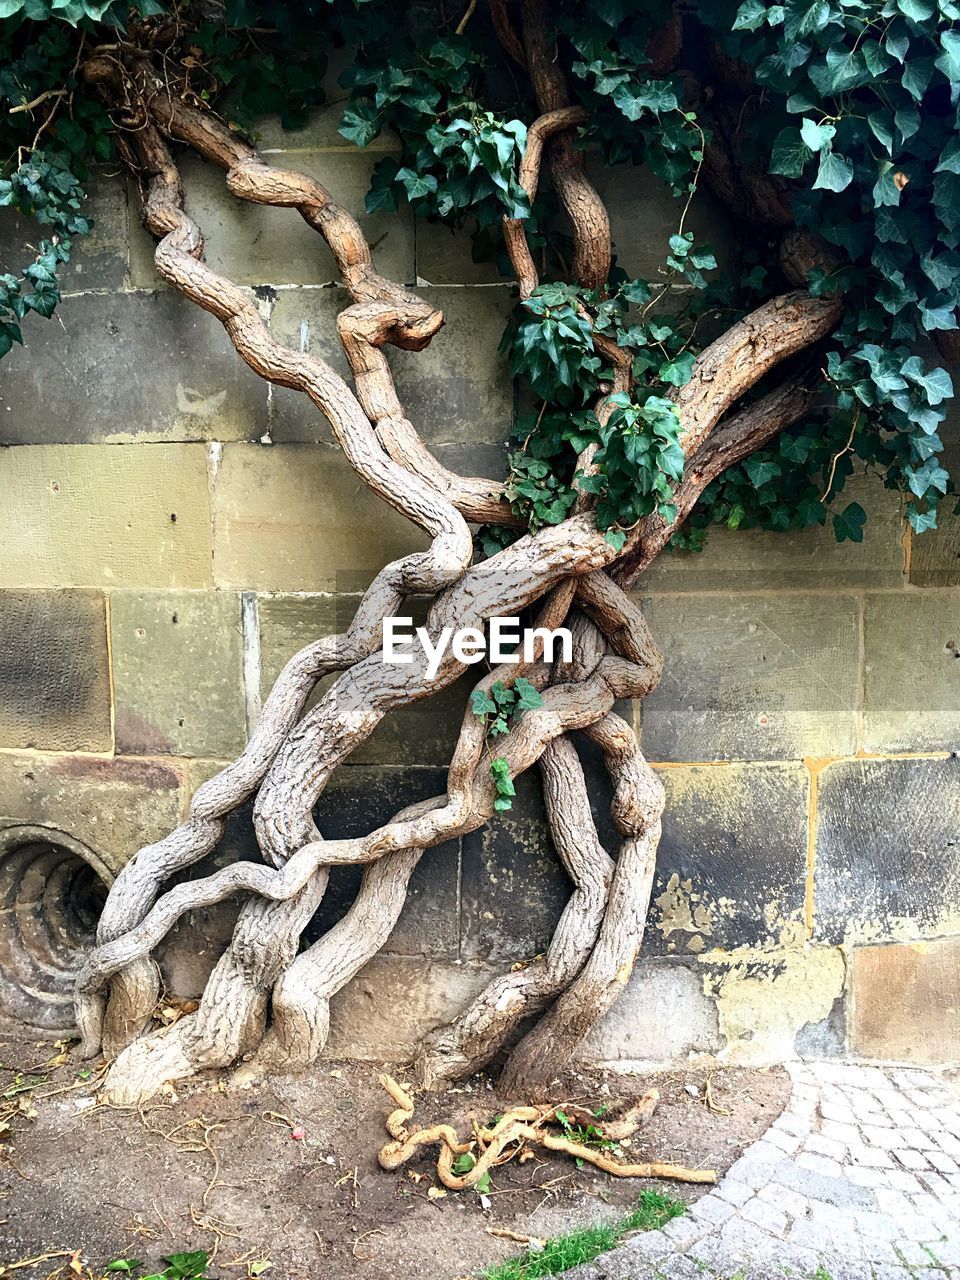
104,1253 -> 212,1280
481,1190 -> 684,1280
452,1150 -> 492,1195
554,1107 -> 620,1155
471,678 -> 544,813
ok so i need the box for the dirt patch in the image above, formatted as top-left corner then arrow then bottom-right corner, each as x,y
0,1038 -> 788,1280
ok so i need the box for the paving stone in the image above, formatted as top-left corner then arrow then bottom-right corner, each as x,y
110,590 -> 246,758
211,443 -> 429,590
0,749 -> 183,875
814,758 -> 960,947
269,285 -> 515,446
0,443 -> 212,589
863,592 -> 960,750
0,290 -> 267,444
740,1196 -> 788,1235
640,593 -> 859,760
849,938 -> 960,1063
0,590 -> 110,751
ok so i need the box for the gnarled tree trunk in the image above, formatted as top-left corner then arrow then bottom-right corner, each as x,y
71,6 -> 842,1105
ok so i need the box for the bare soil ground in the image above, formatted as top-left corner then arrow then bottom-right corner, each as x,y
0,1036 -> 788,1280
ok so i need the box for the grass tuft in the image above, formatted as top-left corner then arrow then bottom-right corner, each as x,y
481,1189 -> 684,1280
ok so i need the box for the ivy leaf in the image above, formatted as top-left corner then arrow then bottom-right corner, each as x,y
935,30 -> 960,82
800,118 -> 836,152
832,501 -> 867,543
770,127 -> 812,177
733,0 -> 767,30
604,529 -> 627,551
744,457 -> 782,487
813,150 -> 854,192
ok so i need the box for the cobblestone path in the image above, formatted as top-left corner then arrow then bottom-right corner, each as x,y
565,1062 -> 960,1280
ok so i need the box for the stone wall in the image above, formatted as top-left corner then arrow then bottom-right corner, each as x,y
1,110 -> 959,1066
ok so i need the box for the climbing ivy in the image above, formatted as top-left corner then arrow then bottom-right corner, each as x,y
2,0 -> 959,547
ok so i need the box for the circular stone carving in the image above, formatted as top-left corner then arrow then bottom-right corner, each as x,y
0,824 -> 111,1036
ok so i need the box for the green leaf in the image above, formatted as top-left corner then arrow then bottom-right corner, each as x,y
813,150 -> 854,193
832,501 -> 867,543
936,137 -> 960,174
744,457 -> 782,487
936,30 -> 960,82
770,128 -> 812,177
733,0 -> 767,29
604,529 -> 627,552
800,118 -> 836,152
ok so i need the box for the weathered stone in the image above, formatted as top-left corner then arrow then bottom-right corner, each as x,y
129,150 -> 414,290
814,756 -> 960,944
795,992 -> 848,1059
580,958 -> 722,1062
0,444 -> 213,588
459,770 -> 573,963
415,215 -> 506,286
909,427 -> 960,586
640,476 -> 906,592
325,955 -> 495,1060
640,594 -> 860,760
174,761 -> 460,963
110,590 -> 246,758
0,291 -> 267,444
0,590 -> 111,751
0,749 -> 183,875
310,767 -> 460,958
0,169 -> 129,293
850,939 -> 960,1063
268,286 -> 515,445
212,443 -> 428,590
649,763 -> 809,955
704,944 -> 846,1064
588,159 -> 735,282
256,592 -> 471,766
863,592 -> 960,751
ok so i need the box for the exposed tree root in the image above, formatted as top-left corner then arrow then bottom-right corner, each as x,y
377,1075 -> 717,1187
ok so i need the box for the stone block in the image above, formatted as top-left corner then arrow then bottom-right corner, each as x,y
909,426 -> 960,586
639,476 -> 906,592
256,592 -> 472,766
588,159 -> 735,282
640,594 -> 860,760
863,592 -> 960,751
649,763 -> 810,955
325,955 -> 494,1060
814,757 -> 960,944
0,590 -> 110,751
849,938 -> 960,1063
414,216 -> 506,286
268,286 -> 515,445
0,750 -> 183,875
309,767 -> 461,958
580,958 -> 722,1062
129,150 -> 414,289
0,169 -> 129,293
110,590 -> 246,758
0,290 -> 267,444
177,761 -> 461,961
459,769 -> 574,963
211,443 -> 428,590
0,444 -> 213,589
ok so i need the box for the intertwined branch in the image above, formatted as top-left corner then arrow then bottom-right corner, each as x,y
73,5 -> 841,1107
